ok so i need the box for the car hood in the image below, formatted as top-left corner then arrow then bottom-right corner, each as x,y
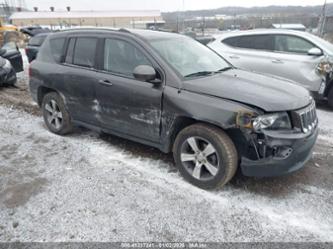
183,69 -> 311,112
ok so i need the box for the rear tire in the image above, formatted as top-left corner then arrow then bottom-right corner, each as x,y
328,87 -> 333,109
42,92 -> 72,135
173,123 -> 238,189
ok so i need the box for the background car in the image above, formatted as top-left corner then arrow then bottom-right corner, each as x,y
20,26 -> 51,37
0,57 -> 17,86
25,33 -> 49,63
0,42 -> 23,73
208,29 -> 333,108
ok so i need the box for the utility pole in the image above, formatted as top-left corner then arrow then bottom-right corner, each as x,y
182,0 -> 185,32
318,0 -> 327,37
0,0 -> 12,23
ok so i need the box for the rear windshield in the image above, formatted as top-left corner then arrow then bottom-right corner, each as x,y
28,35 -> 47,46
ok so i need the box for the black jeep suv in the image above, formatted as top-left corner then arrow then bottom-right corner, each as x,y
29,28 -> 318,189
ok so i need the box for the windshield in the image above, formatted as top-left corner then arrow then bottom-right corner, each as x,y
149,36 -> 231,78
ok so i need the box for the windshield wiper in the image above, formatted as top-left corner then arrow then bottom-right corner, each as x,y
216,66 -> 233,73
184,71 -> 215,78
185,67 -> 233,78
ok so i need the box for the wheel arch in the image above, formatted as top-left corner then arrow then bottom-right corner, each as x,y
164,115 -> 242,155
37,86 -> 66,107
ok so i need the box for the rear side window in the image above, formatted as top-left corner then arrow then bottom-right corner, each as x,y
223,35 -> 274,51
274,35 -> 315,54
72,37 -> 97,68
49,38 -> 65,63
28,35 -> 47,46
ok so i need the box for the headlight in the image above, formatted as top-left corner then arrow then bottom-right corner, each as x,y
237,112 -> 292,132
253,112 -> 291,131
317,58 -> 333,75
3,59 -> 11,70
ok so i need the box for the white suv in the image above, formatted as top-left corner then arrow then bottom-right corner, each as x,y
208,29 -> 333,108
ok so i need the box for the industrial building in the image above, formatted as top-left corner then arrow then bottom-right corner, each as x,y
9,10 -> 165,29
271,23 -> 306,31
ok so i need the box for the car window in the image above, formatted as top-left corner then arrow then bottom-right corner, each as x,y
223,35 -> 274,51
274,35 -> 315,54
149,36 -> 230,77
28,35 -> 47,46
49,38 -> 65,63
73,37 -> 97,68
103,38 -> 152,77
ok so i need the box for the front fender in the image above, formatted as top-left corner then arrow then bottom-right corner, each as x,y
160,86 -> 260,152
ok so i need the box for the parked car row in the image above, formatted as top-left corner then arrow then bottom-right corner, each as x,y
29,28 -> 318,189
0,26 -> 50,86
0,42 -> 23,86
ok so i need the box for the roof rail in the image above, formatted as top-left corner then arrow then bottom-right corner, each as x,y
119,28 -> 131,33
54,27 -> 120,33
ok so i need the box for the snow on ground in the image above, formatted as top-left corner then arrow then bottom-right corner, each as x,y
17,49 -> 29,86
317,108 -> 333,145
0,105 -> 332,242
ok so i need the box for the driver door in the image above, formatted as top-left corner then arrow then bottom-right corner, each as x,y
95,36 -> 163,142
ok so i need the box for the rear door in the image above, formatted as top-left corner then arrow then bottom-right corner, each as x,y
268,34 -> 323,91
62,36 -> 100,125
94,35 -> 163,142
221,34 -> 275,74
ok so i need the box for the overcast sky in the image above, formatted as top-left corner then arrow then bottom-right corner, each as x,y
24,0 -> 331,12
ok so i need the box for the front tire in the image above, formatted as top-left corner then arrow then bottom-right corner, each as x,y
173,124 -> 238,189
42,92 -> 72,135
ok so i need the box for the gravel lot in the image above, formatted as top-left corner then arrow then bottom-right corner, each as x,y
0,52 -> 333,242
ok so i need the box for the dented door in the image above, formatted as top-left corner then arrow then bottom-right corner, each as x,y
95,37 -> 163,142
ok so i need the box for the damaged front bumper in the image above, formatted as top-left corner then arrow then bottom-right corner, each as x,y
240,127 -> 319,177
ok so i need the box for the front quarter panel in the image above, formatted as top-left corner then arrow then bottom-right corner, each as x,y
161,86 -> 260,151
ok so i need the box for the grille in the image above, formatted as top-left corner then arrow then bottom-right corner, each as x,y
293,101 -> 318,133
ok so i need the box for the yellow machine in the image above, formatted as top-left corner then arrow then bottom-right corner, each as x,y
0,22 -> 19,47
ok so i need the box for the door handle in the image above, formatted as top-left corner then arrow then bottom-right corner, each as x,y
272,59 -> 284,64
98,79 -> 113,86
229,55 -> 240,59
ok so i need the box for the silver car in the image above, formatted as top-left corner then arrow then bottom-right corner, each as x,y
208,29 -> 333,108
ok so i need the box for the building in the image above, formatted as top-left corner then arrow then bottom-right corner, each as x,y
9,10 -> 165,29
272,23 -> 306,31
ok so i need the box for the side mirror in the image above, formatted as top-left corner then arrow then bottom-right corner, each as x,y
308,47 -> 323,56
0,48 -> 6,56
133,65 -> 160,84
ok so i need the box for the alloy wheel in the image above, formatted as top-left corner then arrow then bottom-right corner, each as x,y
44,99 -> 63,130
180,136 -> 220,181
